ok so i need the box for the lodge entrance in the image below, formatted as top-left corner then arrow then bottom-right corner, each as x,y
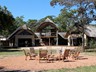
18,38 -> 32,47
41,38 -> 56,46
70,37 -> 82,46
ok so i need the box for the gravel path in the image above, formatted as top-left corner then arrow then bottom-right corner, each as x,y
0,54 -> 96,72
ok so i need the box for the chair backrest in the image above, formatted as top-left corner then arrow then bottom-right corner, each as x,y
63,49 -> 70,58
75,51 -> 80,57
23,49 -> 29,56
39,49 -> 48,58
30,48 -> 35,54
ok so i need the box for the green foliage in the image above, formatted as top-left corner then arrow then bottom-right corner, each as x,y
0,30 -> 9,37
50,0 -> 96,25
54,9 -> 77,31
0,6 -> 15,36
14,16 -> 26,28
27,19 -> 38,31
88,39 -> 96,49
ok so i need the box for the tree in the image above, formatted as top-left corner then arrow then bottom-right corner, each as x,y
27,19 -> 38,31
54,8 -> 77,31
50,0 -> 96,51
0,6 -> 15,36
14,16 -> 26,28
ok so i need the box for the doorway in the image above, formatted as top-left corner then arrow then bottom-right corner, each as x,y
18,38 -> 32,47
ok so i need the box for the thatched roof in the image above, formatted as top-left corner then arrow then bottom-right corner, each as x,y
0,35 -> 6,41
0,35 -> 4,38
0,35 -> 7,41
85,25 -> 96,37
65,25 -> 96,38
58,32 -> 67,39
35,32 -> 40,39
7,24 -> 35,40
0,38 -> 6,41
36,18 -> 58,32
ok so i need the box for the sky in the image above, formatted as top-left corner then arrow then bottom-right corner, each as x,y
0,0 -> 63,21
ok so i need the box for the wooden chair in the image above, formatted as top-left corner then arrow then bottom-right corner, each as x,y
72,51 -> 80,60
23,49 -> 31,60
54,49 -> 62,61
47,49 -> 54,62
23,48 -> 37,60
39,49 -> 54,63
62,49 -> 70,61
30,48 -> 37,59
39,49 -> 48,62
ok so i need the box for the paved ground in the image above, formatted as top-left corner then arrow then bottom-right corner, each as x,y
0,54 -> 96,72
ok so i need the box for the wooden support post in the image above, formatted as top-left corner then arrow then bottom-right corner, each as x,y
56,30 -> 58,46
84,34 -> 87,46
68,35 -> 71,46
49,38 -> 50,46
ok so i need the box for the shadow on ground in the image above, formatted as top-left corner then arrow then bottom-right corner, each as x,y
0,66 -> 43,72
0,66 -> 31,72
0,49 -> 22,52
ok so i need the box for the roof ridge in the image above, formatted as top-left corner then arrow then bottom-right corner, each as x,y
44,18 -> 54,23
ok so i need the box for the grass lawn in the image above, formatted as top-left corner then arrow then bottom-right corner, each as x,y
83,49 -> 96,56
43,65 -> 96,72
83,52 -> 96,56
0,48 -> 24,58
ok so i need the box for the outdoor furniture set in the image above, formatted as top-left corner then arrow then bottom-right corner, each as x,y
23,47 -> 80,62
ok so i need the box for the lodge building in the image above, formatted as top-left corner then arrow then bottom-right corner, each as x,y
0,18 -> 96,47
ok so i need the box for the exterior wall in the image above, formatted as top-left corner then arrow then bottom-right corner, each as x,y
0,41 -> 9,47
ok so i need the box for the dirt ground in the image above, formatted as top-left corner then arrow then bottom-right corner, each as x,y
0,54 -> 96,72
